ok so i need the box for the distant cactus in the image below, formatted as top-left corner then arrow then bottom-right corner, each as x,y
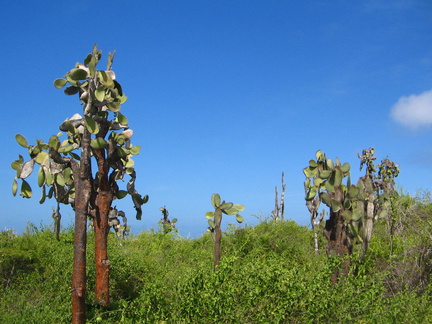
158,206 -> 178,234
108,206 -> 129,239
303,149 -> 400,281
205,194 -> 245,269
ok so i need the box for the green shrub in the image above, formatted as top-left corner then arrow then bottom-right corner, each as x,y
1,216 -> 432,323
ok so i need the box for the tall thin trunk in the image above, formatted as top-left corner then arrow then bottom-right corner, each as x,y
214,224 -> 222,269
93,147 -> 113,306
213,210 -> 223,270
314,230 -> 319,254
280,172 -> 285,221
362,192 -> 374,260
72,198 -> 88,324
272,172 -> 286,221
71,129 -> 92,324
273,186 -> 279,220
312,209 -> 325,255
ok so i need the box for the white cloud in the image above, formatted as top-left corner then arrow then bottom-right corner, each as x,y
390,89 -> 432,129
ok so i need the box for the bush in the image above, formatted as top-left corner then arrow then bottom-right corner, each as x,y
1,216 -> 432,323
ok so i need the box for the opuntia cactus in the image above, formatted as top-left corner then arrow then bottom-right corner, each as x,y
303,151 -> 355,260
158,206 -> 178,234
303,149 -> 400,280
108,206 -> 129,239
10,45 -> 149,320
373,153 -> 400,236
205,193 -> 245,269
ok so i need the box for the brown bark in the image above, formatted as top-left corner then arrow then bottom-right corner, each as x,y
71,128 -> 92,324
71,195 -> 88,324
93,146 -> 114,306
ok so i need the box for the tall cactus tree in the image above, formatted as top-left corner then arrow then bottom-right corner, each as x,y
304,151 -> 353,267
357,148 -> 377,257
356,148 -> 400,257
206,194 -> 245,269
376,157 -> 400,236
303,149 -> 400,281
11,45 -> 148,323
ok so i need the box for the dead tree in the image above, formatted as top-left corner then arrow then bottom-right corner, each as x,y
271,172 -> 286,221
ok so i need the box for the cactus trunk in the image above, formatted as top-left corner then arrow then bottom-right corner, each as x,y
326,210 -> 352,284
71,130 -> 92,324
213,210 -> 223,269
362,192 -> 375,259
93,146 -> 114,306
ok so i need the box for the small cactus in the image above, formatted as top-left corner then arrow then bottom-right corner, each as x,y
205,194 -> 245,269
158,206 -> 178,234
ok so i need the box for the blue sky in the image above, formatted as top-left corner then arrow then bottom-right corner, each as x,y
1,1 -> 432,237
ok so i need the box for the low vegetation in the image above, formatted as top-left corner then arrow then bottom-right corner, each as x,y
1,192 -> 432,323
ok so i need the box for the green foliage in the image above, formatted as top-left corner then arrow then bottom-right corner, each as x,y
2,215 -> 432,323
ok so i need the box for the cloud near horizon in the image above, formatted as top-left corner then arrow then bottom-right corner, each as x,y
390,89 -> 432,129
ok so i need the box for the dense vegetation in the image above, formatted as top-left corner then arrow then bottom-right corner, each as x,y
1,192 -> 432,323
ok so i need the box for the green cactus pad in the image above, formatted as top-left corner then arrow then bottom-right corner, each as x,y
326,158 -> 335,170
303,166 -> 317,178
12,178 -> 18,196
352,209 -> 363,221
341,162 -> 350,173
211,194 -> 221,208
309,159 -> 317,167
319,170 -> 331,179
219,202 -> 233,210
306,187 -> 316,200
20,179 -> 32,198
235,214 -> 244,223
69,68 -> 88,81
233,204 -> 245,211
348,185 -> 359,198
15,134 -> 29,148
341,210 -> 352,221
53,78 -> 67,89
320,192 -> 332,207
331,199 -> 341,212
